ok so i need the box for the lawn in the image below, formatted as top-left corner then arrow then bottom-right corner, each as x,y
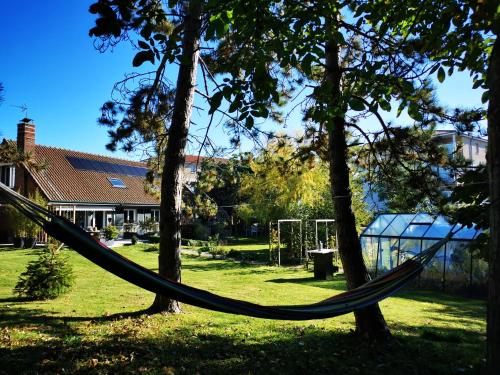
0,243 -> 486,374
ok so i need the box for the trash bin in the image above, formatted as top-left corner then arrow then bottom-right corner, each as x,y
308,250 -> 335,280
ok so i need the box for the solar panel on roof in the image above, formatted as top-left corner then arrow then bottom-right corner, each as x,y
66,156 -> 149,177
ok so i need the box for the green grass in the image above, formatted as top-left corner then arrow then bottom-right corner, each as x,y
0,244 -> 486,374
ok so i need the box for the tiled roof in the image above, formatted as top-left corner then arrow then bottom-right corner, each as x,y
27,145 -> 160,205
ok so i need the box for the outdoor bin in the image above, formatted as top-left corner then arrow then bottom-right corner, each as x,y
308,250 -> 336,280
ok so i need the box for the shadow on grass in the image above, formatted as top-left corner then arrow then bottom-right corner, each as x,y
0,318 -> 485,374
266,275 -> 347,292
224,236 -> 268,245
394,289 -> 486,320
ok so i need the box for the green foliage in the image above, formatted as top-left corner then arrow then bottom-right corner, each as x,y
103,226 -> 120,241
357,126 -> 462,213
238,137 -> 331,223
6,189 -> 47,240
199,235 -> 226,259
445,165 -> 489,260
14,244 -> 74,300
131,235 -> 138,245
139,217 -> 157,233
184,155 -> 252,221
144,244 -> 159,252
193,223 -> 209,240
148,234 -> 160,244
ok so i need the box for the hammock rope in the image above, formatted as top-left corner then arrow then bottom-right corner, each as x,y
0,182 -> 454,320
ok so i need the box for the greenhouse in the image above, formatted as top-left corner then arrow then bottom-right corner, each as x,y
360,213 -> 487,292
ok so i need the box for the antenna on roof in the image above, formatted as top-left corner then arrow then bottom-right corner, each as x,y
11,104 -> 30,119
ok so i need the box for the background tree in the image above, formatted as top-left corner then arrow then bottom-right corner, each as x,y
89,0 -> 204,313
359,0 -> 498,368
203,0 -> 460,340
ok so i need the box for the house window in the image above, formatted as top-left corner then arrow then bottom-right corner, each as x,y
152,209 -> 160,222
187,163 -> 197,173
108,177 -> 127,188
0,165 -> 15,188
124,209 -> 136,223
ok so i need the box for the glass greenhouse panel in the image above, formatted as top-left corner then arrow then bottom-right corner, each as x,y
377,237 -> 398,274
411,213 -> 435,224
472,255 -> 488,288
361,214 -> 487,293
401,223 -> 432,238
362,214 -> 397,236
380,214 -> 416,236
445,241 -> 471,290
399,238 -> 421,263
420,240 -> 445,288
423,216 -> 454,239
361,237 -> 378,274
452,225 -> 480,240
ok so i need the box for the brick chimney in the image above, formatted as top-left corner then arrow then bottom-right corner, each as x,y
17,119 -> 35,152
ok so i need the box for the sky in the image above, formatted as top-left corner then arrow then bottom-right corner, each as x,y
0,0 -> 486,162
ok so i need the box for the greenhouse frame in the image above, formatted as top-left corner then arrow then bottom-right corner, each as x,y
360,213 -> 487,292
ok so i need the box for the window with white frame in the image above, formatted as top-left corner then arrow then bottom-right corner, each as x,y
124,209 -> 136,223
152,209 -> 160,222
0,165 -> 15,188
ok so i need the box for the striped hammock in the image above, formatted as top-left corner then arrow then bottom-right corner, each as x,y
0,182 -> 452,320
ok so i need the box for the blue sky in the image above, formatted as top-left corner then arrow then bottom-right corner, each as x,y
0,1 -> 486,161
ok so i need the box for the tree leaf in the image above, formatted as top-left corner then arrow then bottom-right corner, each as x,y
348,97 -> 366,111
132,50 -> 155,67
209,92 -> 223,114
138,40 -> 150,50
245,116 -> 254,129
437,67 -> 446,83
481,90 -> 489,104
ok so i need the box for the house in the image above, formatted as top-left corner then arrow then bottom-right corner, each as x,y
433,129 -> 487,167
0,119 -> 223,242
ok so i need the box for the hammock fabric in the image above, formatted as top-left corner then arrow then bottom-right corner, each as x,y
0,182 -> 452,320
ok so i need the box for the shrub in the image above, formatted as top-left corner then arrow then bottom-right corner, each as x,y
227,249 -> 240,259
131,235 -> 138,245
139,218 -> 157,233
144,244 -> 159,252
103,226 -> 120,241
193,223 -> 209,240
199,235 -> 227,259
14,245 -> 74,300
148,235 -> 160,243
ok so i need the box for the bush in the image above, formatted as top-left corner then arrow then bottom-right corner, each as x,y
193,223 -> 209,240
14,245 -> 74,300
131,235 -> 138,245
199,235 -> 227,259
148,234 -> 160,243
144,244 -> 159,252
103,226 -> 120,241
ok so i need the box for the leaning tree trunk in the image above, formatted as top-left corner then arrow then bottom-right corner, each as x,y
150,0 -> 202,313
487,35 -> 500,375
325,34 -> 390,341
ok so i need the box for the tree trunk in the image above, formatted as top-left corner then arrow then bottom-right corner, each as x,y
487,35 -> 500,375
325,34 -> 390,341
150,0 -> 202,313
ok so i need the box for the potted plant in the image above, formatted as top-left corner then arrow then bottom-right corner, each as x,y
103,225 -> 120,246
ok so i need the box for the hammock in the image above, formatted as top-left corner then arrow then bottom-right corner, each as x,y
0,182 -> 453,320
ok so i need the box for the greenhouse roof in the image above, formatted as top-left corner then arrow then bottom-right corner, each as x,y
360,213 -> 481,241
